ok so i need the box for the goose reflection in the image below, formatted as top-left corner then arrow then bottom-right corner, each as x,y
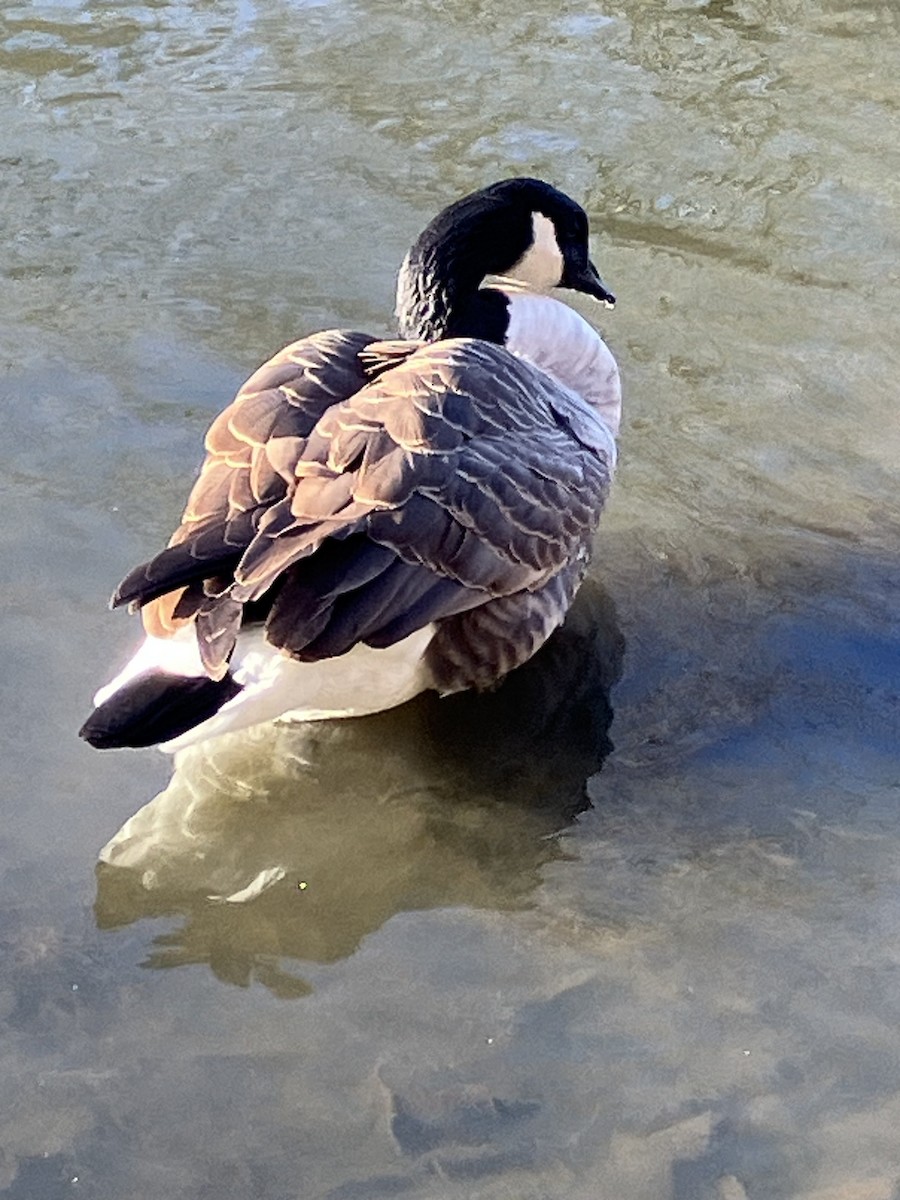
94,580 -> 624,996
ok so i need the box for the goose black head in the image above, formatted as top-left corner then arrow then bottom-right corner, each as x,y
396,177 -> 615,342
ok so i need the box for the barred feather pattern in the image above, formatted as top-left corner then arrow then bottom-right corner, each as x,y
114,328 -> 614,691
117,330 -> 373,639
424,556 -> 589,694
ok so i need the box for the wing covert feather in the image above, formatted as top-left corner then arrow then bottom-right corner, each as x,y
233,340 -> 612,601
125,330 -> 373,632
119,334 -> 614,676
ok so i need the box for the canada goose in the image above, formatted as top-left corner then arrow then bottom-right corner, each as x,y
79,177 -> 622,752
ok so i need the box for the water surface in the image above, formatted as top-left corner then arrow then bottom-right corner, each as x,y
2,1 -> 899,1197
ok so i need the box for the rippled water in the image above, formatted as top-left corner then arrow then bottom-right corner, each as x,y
2,1 -> 899,1197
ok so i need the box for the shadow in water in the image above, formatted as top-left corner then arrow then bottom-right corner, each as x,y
94,581 -> 624,996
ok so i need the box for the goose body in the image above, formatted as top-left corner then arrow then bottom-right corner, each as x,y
80,179 -> 622,752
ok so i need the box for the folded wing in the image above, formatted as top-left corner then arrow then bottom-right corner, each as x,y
114,333 -> 614,682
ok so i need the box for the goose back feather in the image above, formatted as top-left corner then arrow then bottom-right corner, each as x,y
118,333 -> 613,678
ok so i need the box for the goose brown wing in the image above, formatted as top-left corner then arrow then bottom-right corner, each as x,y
113,329 -> 374,635
224,338 -> 613,669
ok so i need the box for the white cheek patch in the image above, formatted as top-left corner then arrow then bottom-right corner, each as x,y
507,211 -> 564,292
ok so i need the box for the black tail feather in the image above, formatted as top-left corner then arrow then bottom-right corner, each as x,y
79,671 -> 242,749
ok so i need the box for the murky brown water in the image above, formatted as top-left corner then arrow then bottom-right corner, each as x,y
2,1 -> 899,1197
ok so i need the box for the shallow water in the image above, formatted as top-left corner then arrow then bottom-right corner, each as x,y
2,1 -> 899,1196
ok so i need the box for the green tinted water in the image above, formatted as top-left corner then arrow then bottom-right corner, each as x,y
2,2 -> 899,1196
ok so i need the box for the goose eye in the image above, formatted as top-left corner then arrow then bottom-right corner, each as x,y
559,213 -> 588,254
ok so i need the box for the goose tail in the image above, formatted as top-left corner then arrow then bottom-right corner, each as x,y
78,622 -> 439,752
78,671 -> 243,750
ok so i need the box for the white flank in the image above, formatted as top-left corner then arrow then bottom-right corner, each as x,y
159,623 -> 437,753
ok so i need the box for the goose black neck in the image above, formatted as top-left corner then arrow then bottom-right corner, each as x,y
396,182 -> 539,343
397,267 -> 511,344
396,242 -> 512,344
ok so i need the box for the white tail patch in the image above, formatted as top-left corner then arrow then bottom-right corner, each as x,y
159,624 -> 437,752
93,625 -> 205,708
